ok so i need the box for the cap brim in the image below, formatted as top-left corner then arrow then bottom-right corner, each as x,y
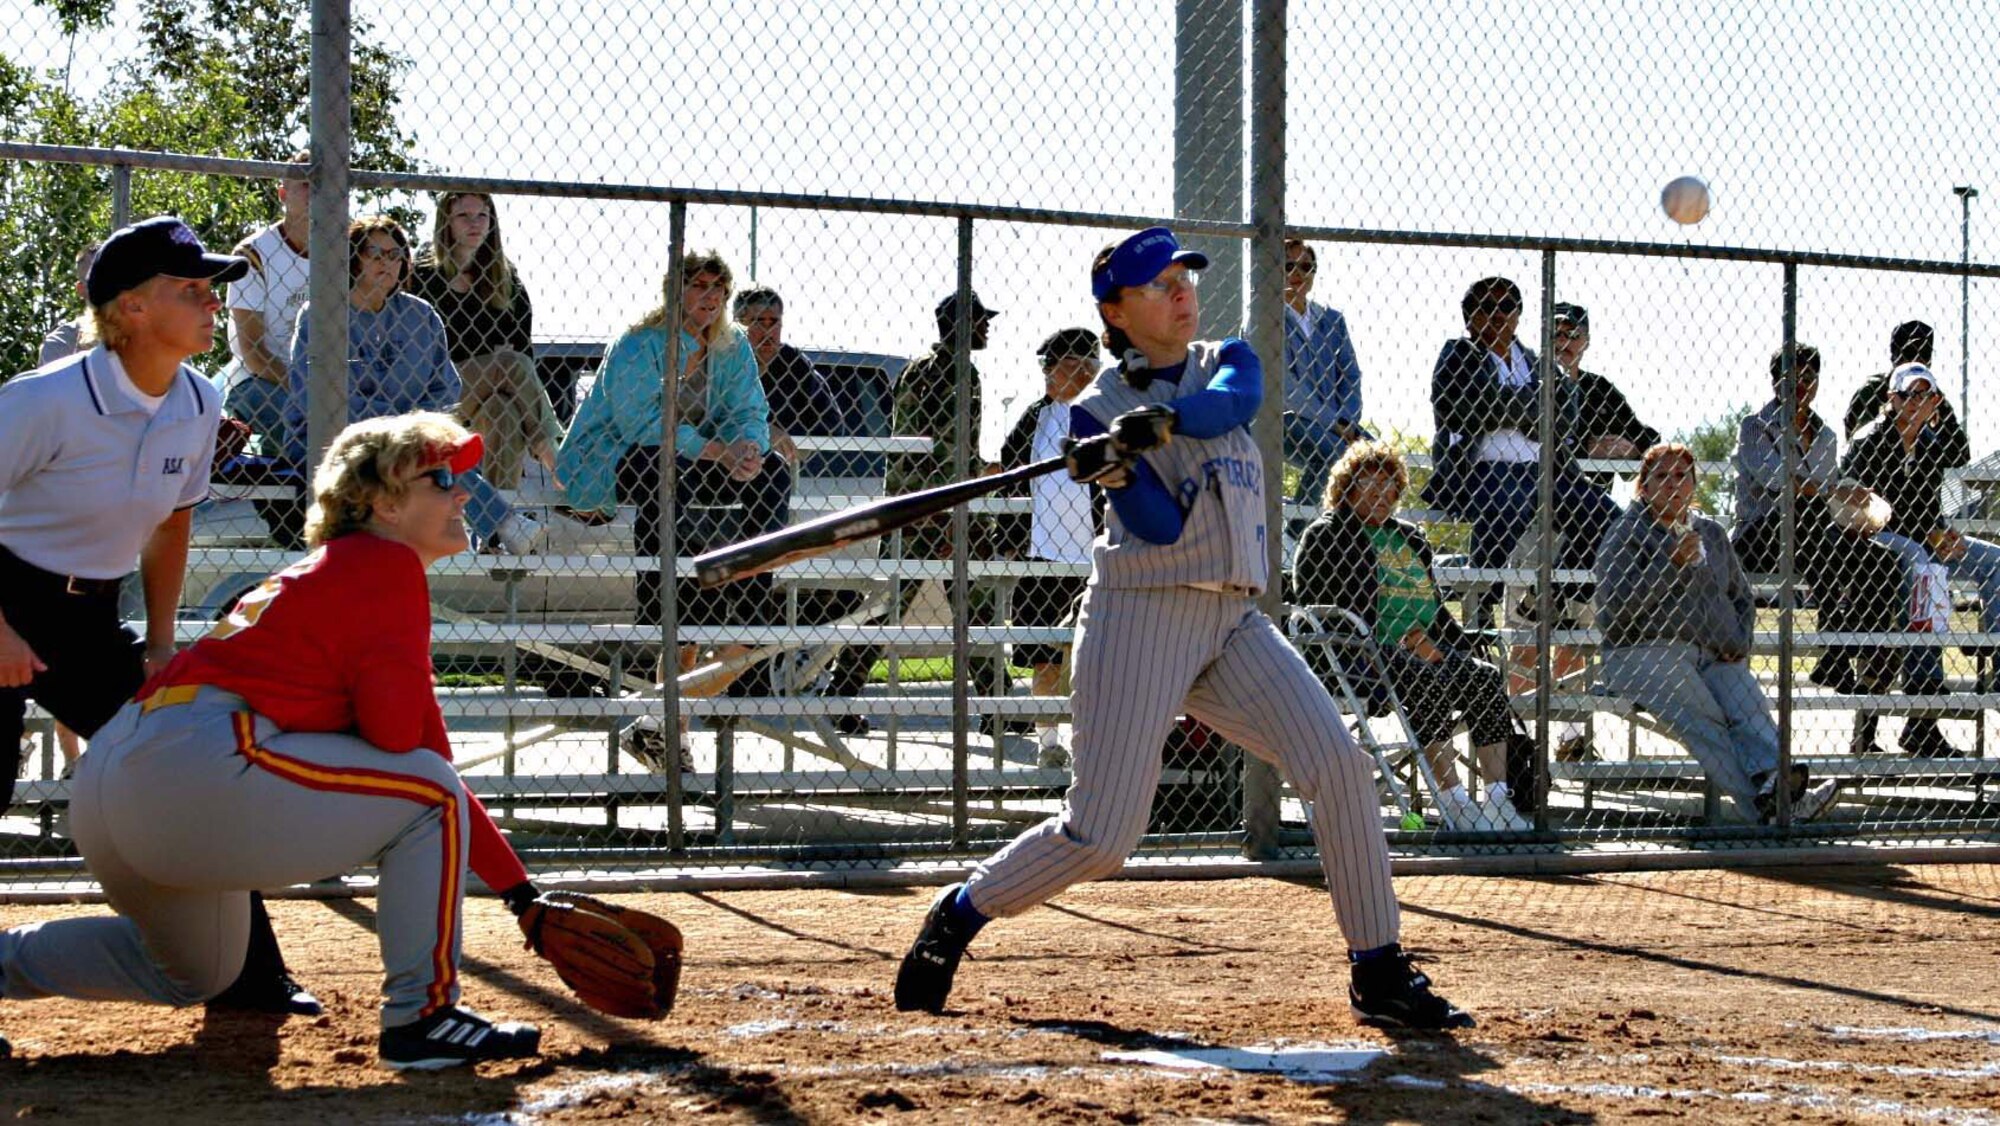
1170,250 -> 1210,271
163,253 -> 251,286
445,433 -> 486,474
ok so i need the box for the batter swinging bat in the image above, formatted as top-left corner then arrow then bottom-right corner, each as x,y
695,455 -> 1067,588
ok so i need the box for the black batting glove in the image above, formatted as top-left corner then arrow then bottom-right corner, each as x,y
1062,434 -> 1135,489
1108,403 -> 1176,455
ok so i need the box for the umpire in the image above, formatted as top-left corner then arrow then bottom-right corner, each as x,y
0,216 -> 317,1020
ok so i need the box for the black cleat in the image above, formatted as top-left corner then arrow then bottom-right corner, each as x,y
379,1006 -> 541,1071
207,969 -> 324,1017
1349,947 -> 1475,1031
894,883 -> 975,1013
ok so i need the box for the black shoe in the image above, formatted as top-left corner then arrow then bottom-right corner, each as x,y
832,714 -> 872,737
1903,733 -> 1970,760
1807,657 -> 1857,693
1349,946 -> 1475,1030
1753,765 -> 1815,824
978,715 -> 1034,738
894,883 -> 975,1014
379,1006 -> 541,1071
1,1032 -> 10,1059
206,969 -> 324,1017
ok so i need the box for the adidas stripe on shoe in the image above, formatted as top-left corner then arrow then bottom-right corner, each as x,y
379,1006 -> 542,1071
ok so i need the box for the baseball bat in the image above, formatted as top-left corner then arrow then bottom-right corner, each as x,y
694,455 -> 1067,588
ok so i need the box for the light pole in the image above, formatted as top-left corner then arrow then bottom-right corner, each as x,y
1954,185 -> 1977,423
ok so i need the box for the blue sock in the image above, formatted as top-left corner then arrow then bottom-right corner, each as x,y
944,885 -> 990,940
1349,942 -> 1401,965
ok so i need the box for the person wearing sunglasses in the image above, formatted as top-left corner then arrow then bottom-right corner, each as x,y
1421,276 -> 1620,625
1840,362 -> 1997,759
891,227 -> 1472,1033
0,413 -> 550,1070
1279,238 -> 1371,511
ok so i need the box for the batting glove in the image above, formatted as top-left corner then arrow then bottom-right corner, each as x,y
1062,434 -> 1136,489
1108,403 -> 1176,455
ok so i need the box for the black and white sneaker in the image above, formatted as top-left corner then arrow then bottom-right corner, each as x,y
894,883 -> 975,1014
379,1006 -> 542,1071
1349,947 -> 1475,1030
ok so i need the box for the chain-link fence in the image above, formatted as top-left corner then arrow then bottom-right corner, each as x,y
5,0 -> 2000,893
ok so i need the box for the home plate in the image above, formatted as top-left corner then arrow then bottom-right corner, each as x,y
1104,1042 -> 1388,1082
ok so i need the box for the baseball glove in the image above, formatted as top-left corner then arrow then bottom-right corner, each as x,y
517,891 -> 684,1019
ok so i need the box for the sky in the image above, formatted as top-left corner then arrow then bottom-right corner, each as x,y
11,0 -> 2000,458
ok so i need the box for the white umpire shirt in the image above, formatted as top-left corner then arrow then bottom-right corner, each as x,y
0,346 -> 219,580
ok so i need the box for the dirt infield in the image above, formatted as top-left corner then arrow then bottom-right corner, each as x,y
4,864 -> 1999,1124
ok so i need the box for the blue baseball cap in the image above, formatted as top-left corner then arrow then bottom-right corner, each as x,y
1092,226 -> 1209,301
86,215 -> 249,306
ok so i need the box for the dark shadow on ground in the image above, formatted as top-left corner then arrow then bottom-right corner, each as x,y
1016,1016 -> 1593,1125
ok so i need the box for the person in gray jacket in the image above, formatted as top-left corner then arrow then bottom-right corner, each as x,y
1598,443 -> 1837,824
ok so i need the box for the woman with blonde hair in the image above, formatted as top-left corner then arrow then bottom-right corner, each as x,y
558,251 -> 786,700
411,192 -> 563,489
0,412 -> 548,1070
1293,441 -> 1528,831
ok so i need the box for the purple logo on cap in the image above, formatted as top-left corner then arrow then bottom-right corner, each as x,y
166,221 -> 200,247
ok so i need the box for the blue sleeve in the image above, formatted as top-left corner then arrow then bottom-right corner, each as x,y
1071,404 -> 1184,544
1165,337 -> 1263,439
422,307 -> 461,412
712,332 -> 773,452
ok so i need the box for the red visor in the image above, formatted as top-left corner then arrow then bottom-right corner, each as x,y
428,432 -> 485,474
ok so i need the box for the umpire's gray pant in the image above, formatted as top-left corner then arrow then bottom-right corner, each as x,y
0,686 -> 470,1028
964,586 -> 1402,953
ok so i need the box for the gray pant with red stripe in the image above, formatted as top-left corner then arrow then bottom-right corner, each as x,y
0,687 -> 469,1028
964,587 -> 1402,953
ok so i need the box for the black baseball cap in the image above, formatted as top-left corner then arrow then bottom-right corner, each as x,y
86,216 -> 250,306
936,291 -> 999,324
1036,327 -> 1100,363
1552,302 -> 1589,331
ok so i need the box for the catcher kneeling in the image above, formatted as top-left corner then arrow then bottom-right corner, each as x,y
0,413 -> 679,1070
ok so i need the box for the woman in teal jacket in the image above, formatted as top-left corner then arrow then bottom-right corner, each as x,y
557,251 -> 786,695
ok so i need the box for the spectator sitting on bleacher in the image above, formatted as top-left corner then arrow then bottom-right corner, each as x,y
1420,277 -> 1618,623
1840,362 -> 1996,759
734,285 -> 837,466
1280,238 -> 1371,509
1293,442 -> 1529,832
823,291 -> 1010,738
410,192 -> 563,490
557,250 -> 787,699
285,216 -> 543,555
220,152 -> 311,448
1844,321 -> 1953,441
1732,344 -> 1902,754
1598,443 -> 1838,823
38,241 -> 99,366
997,327 -> 1103,769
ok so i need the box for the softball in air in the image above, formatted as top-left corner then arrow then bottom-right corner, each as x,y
1661,176 -> 1712,225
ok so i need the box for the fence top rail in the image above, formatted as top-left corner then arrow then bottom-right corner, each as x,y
10,141 -> 1998,279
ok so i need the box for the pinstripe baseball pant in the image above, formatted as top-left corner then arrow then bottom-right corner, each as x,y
964,585 -> 1402,952
0,687 -> 469,1028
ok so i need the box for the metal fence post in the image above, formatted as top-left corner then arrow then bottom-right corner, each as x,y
305,0 -> 350,475
1775,262 -> 1799,828
1533,251 -> 1556,830
660,201 -> 687,852
109,163 -> 130,228
1175,0 -> 1244,341
950,214 -> 974,848
1241,0 -> 1286,860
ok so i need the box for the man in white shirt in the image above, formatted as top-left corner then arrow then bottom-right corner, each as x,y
998,328 -> 1102,767
220,152 -> 312,446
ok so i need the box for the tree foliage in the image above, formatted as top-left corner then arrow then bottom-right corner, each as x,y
1,0 -> 419,379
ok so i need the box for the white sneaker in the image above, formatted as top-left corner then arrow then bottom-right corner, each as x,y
1790,779 -> 1839,822
1037,740 -> 1071,769
1484,792 -> 1532,832
490,511 -> 546,556
1434,787 -> 1483,831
